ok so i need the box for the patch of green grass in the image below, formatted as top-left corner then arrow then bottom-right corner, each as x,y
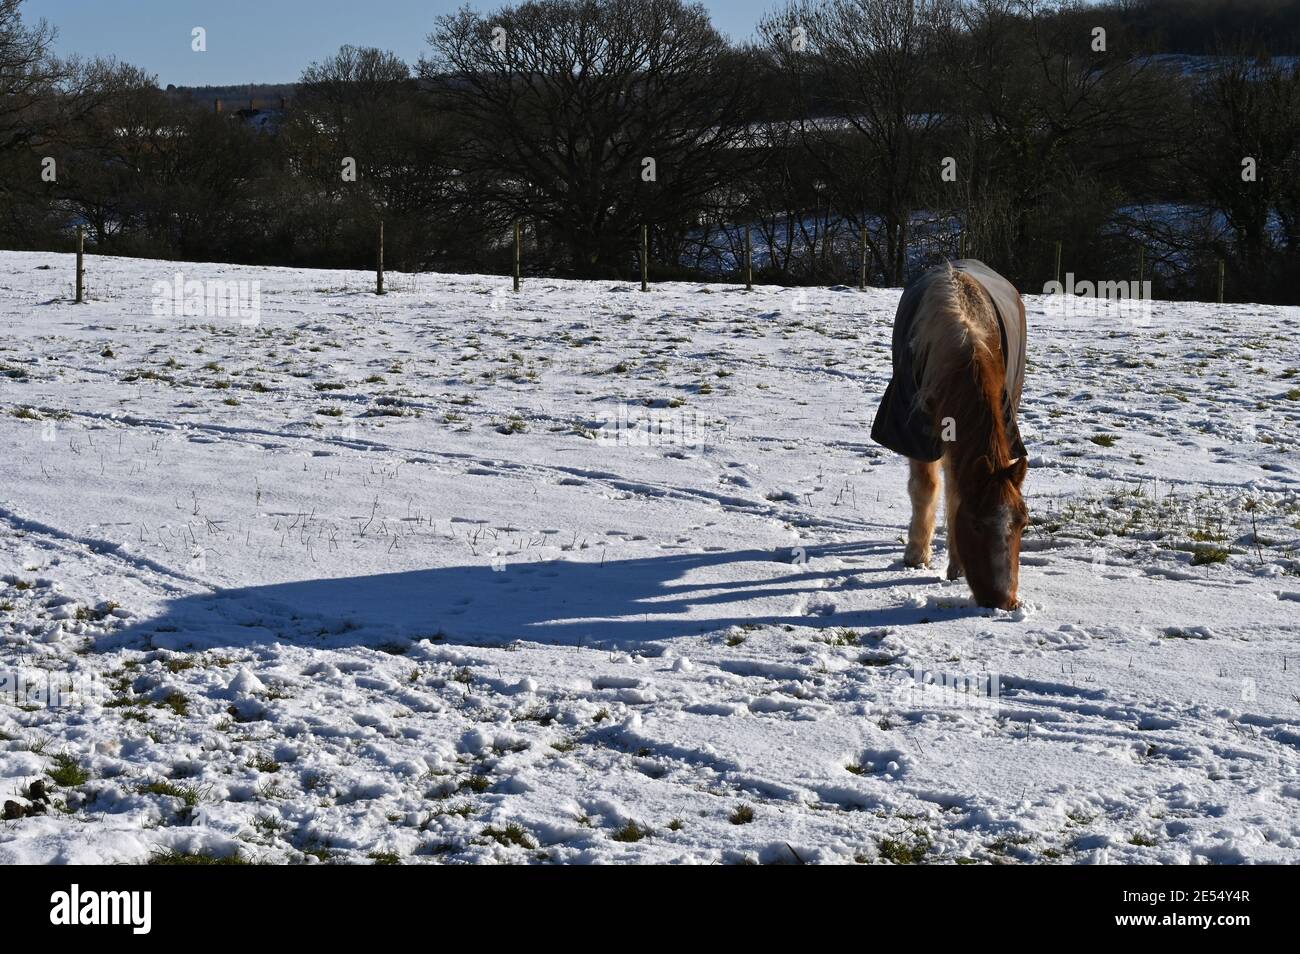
821,628 -> 859,647
140,780 -> 203,807
482,823 -> 536,849
368,851 -> 401,865
74,601 -> 119,622
878,833 -> 931,864
985,832 -> 1034,856
299,840 -> 334,863
435,803 -> 475,819
1089,434 -> 1117,448
255,780 -> 285,800
1190,546 -> 1229,566
47,753 -> 89,787
157,691 -> 190,716
1129,833 -> 1158,847
149,849 -> 250,865
729,803 -> 755,825
246,754 -> 280,773
611,820 -> 651,843
122,368 -> 175,385
514,707 -> 554,726
252,813 -> 285,836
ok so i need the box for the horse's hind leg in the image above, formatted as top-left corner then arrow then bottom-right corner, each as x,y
904,458 -> 940,568
942,454 -> 964,580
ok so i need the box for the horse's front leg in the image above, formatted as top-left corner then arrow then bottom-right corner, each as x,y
904,458 -> 940,568
942,455 -> 964,580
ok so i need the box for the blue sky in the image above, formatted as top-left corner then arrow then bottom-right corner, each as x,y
25,0 -> 768,86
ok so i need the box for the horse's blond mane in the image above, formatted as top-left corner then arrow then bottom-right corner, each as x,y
912,266 -> 993,403
911,265 -> 1013,474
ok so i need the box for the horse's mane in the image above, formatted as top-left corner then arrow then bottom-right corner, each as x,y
911,265 -> 1015,481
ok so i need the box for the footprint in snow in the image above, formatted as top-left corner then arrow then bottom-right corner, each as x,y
800,594 -> 837,617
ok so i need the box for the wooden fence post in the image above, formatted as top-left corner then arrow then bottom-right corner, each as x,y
640,224 -> 648,292
375,220 -> 385,296
1053,239 -> 1062,288
744,227 -> 752,291
75,227 -> 84,304
859,227 -> 867,290
513,220 -> 521,293
1217,259 -> 1225,305
1137,245 -> 1145,287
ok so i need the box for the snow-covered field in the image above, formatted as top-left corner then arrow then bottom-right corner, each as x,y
1,250 -> 1298,864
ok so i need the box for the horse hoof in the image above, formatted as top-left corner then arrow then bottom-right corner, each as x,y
946,562 -> 965,580
903,548 -> 931,568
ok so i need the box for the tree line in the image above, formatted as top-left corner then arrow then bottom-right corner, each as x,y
3,0 -> 1299,302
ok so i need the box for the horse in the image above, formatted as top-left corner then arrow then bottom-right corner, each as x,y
870,260 -> 1029,610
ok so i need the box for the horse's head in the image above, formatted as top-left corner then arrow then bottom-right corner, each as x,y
954,457 -> 1028,610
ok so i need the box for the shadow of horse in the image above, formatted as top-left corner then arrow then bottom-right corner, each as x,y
96,541 -> 974,653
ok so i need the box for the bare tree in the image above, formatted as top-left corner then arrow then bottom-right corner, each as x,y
938,0 -> 1180,280
1183,51 -> 1300,282
760,0 -> 954,285
422,0 -> 759,276
0,0 -> 61,164
0,0 -> 167,244
280,45 -> 470,268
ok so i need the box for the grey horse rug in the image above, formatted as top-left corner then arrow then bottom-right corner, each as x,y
870,260 -> 1027,462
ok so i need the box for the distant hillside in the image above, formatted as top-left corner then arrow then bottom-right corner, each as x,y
165,83 -> 297,109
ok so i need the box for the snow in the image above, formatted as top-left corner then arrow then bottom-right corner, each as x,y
1,249 -> 1298,864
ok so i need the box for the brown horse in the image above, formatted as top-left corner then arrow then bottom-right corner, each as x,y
871,260 -> 1029,610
